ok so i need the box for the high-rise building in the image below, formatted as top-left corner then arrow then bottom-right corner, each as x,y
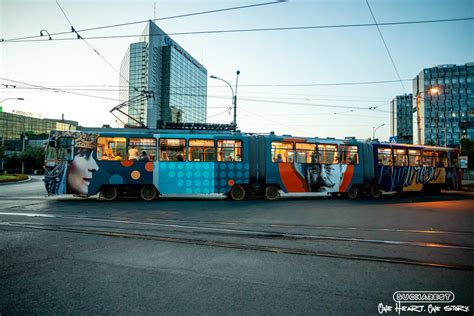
120,21 -> 207,129
390,94 -> 413,144
412,63 -> 474,146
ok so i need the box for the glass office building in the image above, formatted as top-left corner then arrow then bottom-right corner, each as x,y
0,111 -> 78,151
412,63 -> 474,146
120,21 -> 207,128
390,94 -> 413,144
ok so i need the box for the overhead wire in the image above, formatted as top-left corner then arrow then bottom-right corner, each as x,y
0,78 -> 121,101
365,0 -> 407,93
0,78 -> 414,88
1,1 -> 286,42
1,80 -> 391,113
2,17 -> 473,43
55,0 -> 138,92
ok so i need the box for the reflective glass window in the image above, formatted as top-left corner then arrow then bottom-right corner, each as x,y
189,139 -> 215,162
271,142 -> 294,163
393,148 -> 408,166
159,139 -> 186,161
378,148 -> 392,166
318,144 -> 338,164
340,145 -> 359,165
129,138 -> 157,161
295,143 -> 316,163
217,140 -> 242,162
97,137 -> 126,161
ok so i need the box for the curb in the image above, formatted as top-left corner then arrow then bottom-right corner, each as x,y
0,176 -> 32,185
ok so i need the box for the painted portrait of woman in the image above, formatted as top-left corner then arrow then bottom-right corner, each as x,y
66,147 -> 99,194
66,133 -> 99,195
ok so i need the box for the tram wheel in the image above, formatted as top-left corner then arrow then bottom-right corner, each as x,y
230,185 -> 246,201
140,186 -> 157,201
370,185 -> 382,198
347,186 -> 359,199
100,186 -> 118,201
264,186 -> 279,200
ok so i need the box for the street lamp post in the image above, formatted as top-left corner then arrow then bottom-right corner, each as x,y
210,70 -> 240,127
21,133 -> 28,174
373,123 -> 385,139
415,87 -> 439,145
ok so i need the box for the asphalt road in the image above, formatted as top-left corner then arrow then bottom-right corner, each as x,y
1,176 -> 473,314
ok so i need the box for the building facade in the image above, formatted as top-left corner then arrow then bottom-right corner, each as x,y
412,63 -> 474,146
0,111 -> 78,151
120,21 -> 207,129
390,94 -> 413,144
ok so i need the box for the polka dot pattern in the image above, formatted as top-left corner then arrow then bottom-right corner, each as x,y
158,162 -> 250,194
131,170 -> 141,180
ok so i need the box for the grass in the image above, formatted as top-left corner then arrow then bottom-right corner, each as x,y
0,174 -> 29,183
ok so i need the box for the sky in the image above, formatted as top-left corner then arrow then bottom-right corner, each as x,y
1,0 -> 473,140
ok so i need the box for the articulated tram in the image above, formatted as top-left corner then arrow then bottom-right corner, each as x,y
43,127 -> 461,200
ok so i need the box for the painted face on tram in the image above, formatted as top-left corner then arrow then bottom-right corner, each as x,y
67,148 -> 99,194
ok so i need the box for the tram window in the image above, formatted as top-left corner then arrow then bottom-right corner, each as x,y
295,143 -> 316,163
421,150 -> 435,167
56,137 -> 74,161
318,144 -> 338,164
408,150 -> 421,166
271,142 -> 294,163
435,151 -> 448,167
393,149 -> 408,166
129,138 -> 157,161
45,146 -> 57,160
217,140 -> 242,162
189,139 -> 215,162
97,137 -> 126,161
159,139 -> 186,161
377,148 -> 392,166
340,145 -> 358,165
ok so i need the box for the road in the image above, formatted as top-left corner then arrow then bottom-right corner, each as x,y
1,176 -> 473,314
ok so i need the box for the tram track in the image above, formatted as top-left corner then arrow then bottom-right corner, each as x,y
73,214 -> 474,236
2,211 -> 473,236
1,212 -> 473,251
1,221 -> 473,271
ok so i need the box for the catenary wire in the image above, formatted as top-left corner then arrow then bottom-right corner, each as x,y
55,0 -> 138,92
1,81 -> 391,112
0,78 -> 121,101
2,1 -> 285,42
365,0 -> 407,93
2,17 -> 473,43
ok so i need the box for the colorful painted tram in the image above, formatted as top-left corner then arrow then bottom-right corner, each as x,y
43,127 -> 461,200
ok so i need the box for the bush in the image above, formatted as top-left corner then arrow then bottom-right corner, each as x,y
0,174 -> 29,183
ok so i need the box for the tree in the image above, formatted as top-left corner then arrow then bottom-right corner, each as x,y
19,146 -> 45,173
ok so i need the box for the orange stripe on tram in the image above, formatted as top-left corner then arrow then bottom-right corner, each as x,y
339,165 -> 354,192
278,164 -> 308,192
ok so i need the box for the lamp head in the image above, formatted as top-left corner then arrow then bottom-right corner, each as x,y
429,87 -> 439,95
210,75 -> 217,79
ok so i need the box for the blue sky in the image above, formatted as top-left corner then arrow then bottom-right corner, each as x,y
1,0 -> 473,140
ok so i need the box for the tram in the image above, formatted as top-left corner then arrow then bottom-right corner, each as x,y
43,125 -> 461,200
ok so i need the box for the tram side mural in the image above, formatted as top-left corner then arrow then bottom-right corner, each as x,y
270,141 -> 356,193
44,131 -> 99,195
